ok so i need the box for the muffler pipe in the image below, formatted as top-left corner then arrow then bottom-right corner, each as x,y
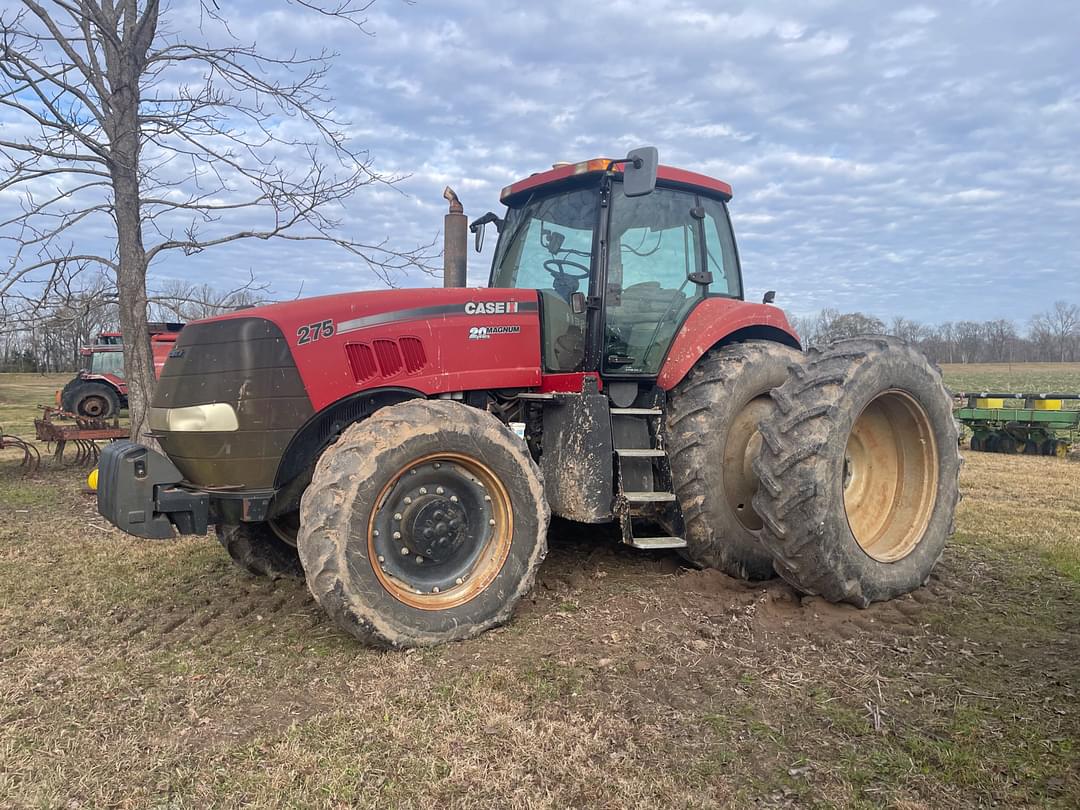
443,187 -> 467,288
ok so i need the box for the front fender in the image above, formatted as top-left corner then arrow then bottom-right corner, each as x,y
656,298 -> 800,390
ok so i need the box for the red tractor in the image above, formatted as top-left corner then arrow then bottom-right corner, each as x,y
96,149 -> 960,648
59,323 -> 184,418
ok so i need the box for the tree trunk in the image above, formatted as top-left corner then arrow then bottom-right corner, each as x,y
107,52 -> 156,448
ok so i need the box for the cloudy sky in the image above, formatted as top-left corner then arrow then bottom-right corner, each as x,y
6,0 -> 1080,325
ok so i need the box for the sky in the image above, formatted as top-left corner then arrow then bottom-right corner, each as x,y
5,0 -> 1080,325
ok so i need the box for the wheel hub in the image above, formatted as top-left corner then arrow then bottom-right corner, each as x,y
82,396 -> 106,417
368,455 -> 511,609
400,494 -> 467,561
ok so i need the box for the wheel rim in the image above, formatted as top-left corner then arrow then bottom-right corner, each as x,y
81,396 -> 107,417
843,390 -> 938,563
367,452 -> 513,610
723,395 -> 771,531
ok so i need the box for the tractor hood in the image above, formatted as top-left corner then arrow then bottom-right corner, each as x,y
152,287 -> 542,489
167,286 -> 544,409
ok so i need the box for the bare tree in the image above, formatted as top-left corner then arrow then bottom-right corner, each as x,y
1031,301 -> 1080,363
981,318 -> 1017,363
1,0 -> 432,443
150,277 -> 267,322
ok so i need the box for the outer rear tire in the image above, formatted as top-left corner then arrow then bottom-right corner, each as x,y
752,336 -> 960,607
66,382 -> 120,419
666,340 -> 803,580
297,399 -> 549,648
217,522 -> 303,579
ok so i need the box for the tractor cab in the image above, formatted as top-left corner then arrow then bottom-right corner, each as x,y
479,155 -> 742,378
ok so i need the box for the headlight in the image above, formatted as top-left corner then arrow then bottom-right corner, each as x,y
148,403 -> 239,432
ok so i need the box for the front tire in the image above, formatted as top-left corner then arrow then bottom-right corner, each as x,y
297,399 -> 549,648
753,336 -> 960,607
666,340 -> 803,580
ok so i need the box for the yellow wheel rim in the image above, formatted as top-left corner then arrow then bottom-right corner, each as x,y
723,395 -> 771,531
843,390 -> 939,563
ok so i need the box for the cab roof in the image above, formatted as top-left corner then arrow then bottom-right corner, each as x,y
500,158 -> 733,206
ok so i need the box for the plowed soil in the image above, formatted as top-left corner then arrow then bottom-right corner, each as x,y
1,372 -> 1079,808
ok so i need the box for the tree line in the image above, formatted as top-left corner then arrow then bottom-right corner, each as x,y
0,277 -> 264,373
791,300 -> 1080,366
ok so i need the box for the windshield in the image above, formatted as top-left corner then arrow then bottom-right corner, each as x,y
491,187 -> 597,295
90,350 -> 124,378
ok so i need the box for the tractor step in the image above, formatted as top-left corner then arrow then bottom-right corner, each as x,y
623,491 -> 677,503
615,448 -> 665,458
626,536 -> 686,550
610,407 -> 663,416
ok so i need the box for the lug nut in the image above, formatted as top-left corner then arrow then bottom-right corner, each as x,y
373,529 -> 380,537
400,546 -> 409,555
409,469 -> 417,475
455,577 -> 463,585
393,531 -> 401,540
489,518 -> 496,526
404,496 -> 412,505
484,495 -> 491,502
432,586 -> 440,593
433,462 -> 441,469
377,555 -> 385,563
393,512 -> 402,521
419,487 -> 428,495
450,495 -> 459,503
436,486 -> 444,495
415,555 -> 423,564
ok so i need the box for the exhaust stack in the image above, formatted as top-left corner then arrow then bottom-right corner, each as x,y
442,187 -> 467,288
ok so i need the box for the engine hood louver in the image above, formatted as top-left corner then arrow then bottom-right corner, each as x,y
346,336 -> 427,383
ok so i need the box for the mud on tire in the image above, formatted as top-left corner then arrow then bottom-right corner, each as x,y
666,340 -> 803,580
297,399 -> 549,649
217,522 -> 303,579
752,336 -> 961,607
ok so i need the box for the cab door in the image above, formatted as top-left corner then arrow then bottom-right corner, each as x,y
602,183 -> 740,376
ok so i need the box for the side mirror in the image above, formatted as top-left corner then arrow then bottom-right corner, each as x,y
570,292 -> 587,315
469,212 -> 504,253
762,290 -> 776,305
623,146 -> 659,197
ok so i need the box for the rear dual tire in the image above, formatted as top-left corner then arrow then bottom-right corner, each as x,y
753,336 -> 961,607
667,340 -> 802,580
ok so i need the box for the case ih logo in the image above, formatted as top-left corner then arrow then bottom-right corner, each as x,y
464,301 -> 519,315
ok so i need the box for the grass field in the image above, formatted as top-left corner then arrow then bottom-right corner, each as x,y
2,367 -> 1079,808
940,362 -> 1080,395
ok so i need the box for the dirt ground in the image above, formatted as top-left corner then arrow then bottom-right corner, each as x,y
1,370 -> 1079,808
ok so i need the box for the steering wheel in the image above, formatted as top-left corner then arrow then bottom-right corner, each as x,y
543,258 -> 590,280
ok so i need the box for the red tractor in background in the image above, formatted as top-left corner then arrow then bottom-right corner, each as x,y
96,149 -> 960,648
59,323 -> 184,418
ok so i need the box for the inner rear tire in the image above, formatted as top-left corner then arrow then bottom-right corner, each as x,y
753,336 -> 960,607
217,522 -> 303,579
297,399 -> 549,648
666,340 -> 803,580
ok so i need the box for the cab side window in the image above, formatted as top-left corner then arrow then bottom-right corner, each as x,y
492,188 -> 597,372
